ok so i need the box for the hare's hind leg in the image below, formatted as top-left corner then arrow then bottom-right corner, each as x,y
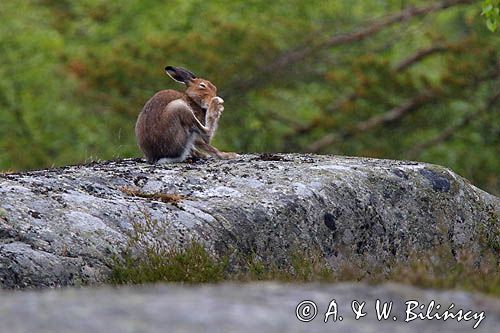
190,146 -> 210,159
157,131 -> 197,163
194,139 -> 239,160
167,97 -> 236,160
192,98 -> 238,160
157,100 -> 208,164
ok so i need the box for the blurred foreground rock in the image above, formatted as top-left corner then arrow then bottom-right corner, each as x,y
0,282 -> 498,333
0,154 -> 498,288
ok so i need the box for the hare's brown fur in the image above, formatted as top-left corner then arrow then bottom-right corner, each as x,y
135,66 -> 237,163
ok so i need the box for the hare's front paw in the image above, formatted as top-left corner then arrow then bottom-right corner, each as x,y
207,97 -> 224,122
210,96 -> 224,111
212,96 -> 224,104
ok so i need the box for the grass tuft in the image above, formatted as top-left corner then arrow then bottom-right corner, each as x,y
110,214 -> 227,284
110,215 -> 500,295
111,242 -> 228,284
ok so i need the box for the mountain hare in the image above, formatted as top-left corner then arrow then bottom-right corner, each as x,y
135,66 -> 238,163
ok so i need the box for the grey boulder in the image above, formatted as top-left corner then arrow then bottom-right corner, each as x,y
0,154 -> 498,288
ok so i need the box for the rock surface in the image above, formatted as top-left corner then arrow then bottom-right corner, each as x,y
0,282 -> 498,333
0,154 -> 498,288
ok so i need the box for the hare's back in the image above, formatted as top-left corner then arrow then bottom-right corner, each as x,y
141,89 -> 185,115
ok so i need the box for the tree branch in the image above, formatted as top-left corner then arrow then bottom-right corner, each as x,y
394,45 -> 449,72
305,90 -> 436,153
305,68 -> 500,154
407,90 -> 500,158
355,91 -> 436,132
287,43 -> 454,138
233,0 -> 475,92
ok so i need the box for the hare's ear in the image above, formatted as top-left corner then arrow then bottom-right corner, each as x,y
165,66 -> 196,85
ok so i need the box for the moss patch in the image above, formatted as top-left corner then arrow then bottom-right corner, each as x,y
110,216 -> 500,295
111,242 -> 228,284
110,215 -> 227,284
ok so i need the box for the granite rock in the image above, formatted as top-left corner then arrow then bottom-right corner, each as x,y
0,154 -> 498,288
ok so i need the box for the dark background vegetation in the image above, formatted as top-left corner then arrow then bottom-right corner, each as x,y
0,0 -> 498,195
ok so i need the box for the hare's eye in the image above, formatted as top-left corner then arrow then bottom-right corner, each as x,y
199,83 -> 207,89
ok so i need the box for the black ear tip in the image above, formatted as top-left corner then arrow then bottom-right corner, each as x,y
165,66 -> 174,72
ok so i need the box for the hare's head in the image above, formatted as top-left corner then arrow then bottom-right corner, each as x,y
165,66 -> 217,110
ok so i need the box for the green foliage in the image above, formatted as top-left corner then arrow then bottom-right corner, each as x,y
110,215 -> 500,295
482,0 -> 500,31
111,241 -> 229,284
387,247 -> 500,295
110,214 -> 228,284
0,1 -> 498,194
233,250 -> 335,283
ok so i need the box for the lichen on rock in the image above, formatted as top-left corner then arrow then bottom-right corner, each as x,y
0,154 -> 498,288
